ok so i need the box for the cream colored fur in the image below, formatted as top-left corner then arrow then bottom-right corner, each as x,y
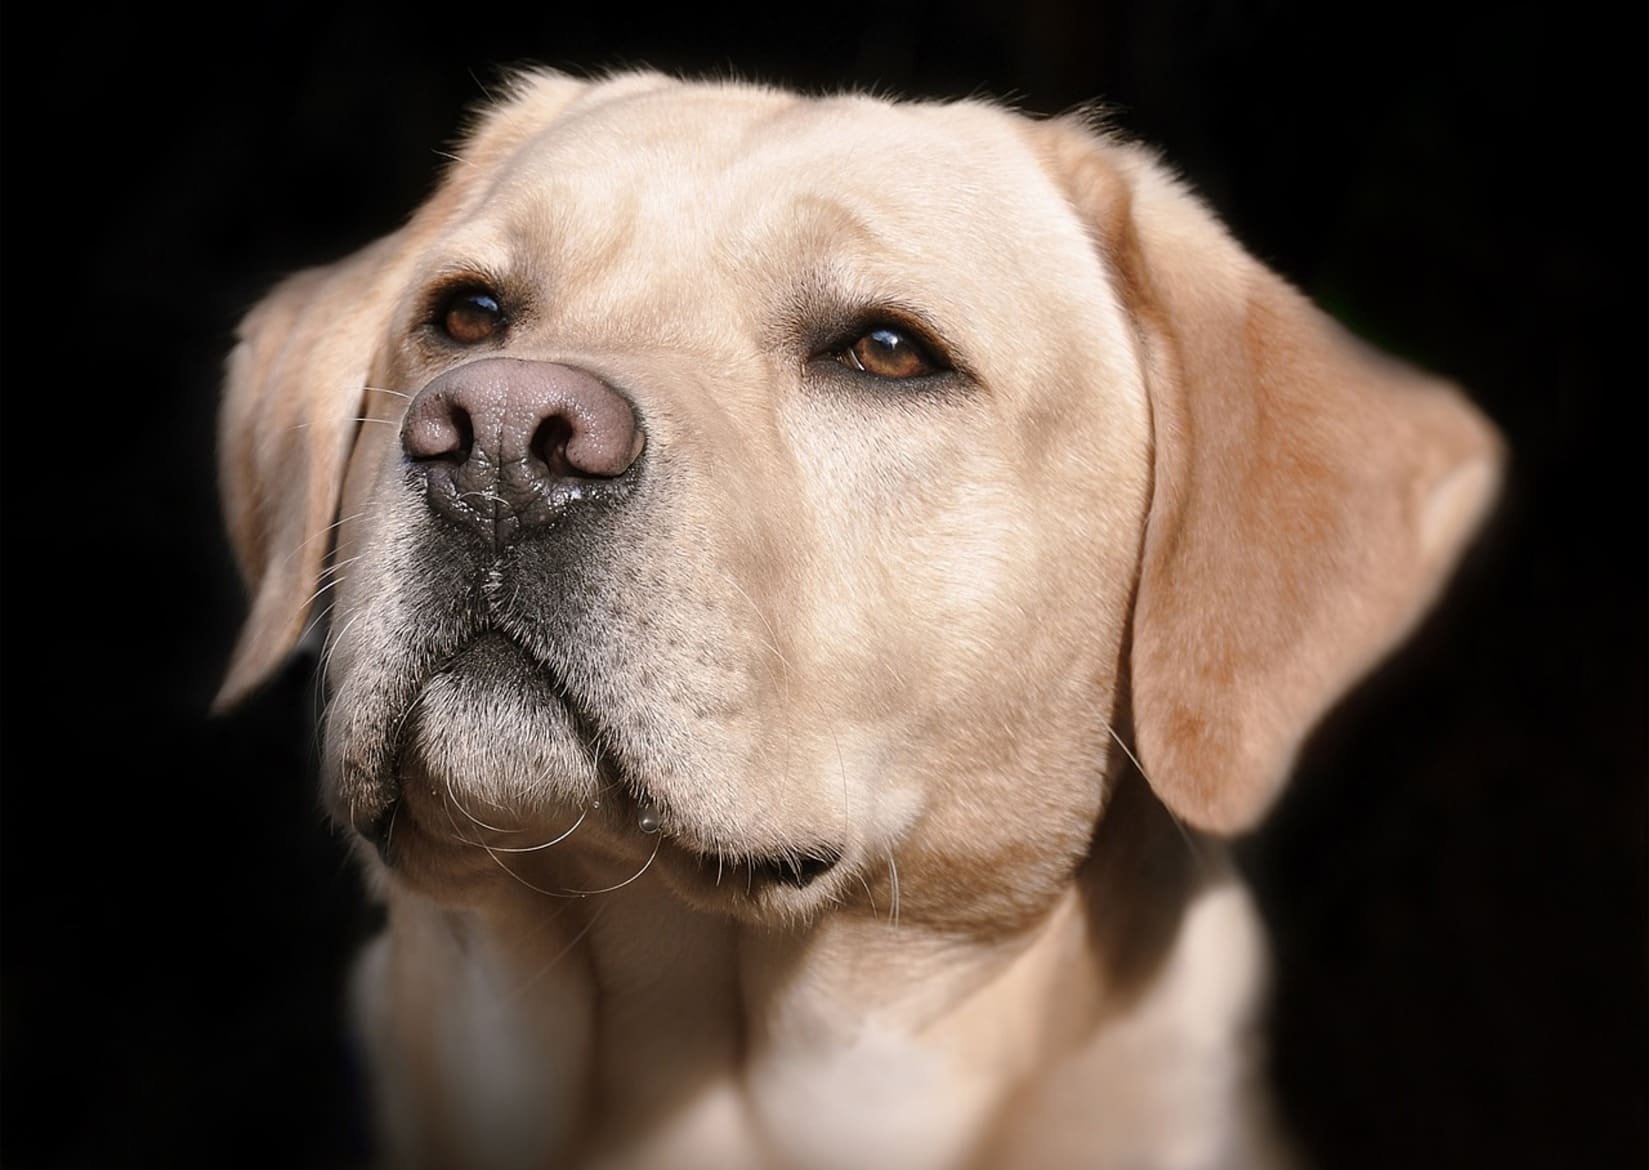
218,71 -> 1501,1169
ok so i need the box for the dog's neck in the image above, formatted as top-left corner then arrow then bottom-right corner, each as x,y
364,778 -> 1271,1170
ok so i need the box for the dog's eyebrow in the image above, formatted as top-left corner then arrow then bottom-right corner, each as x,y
417,261 -> 516,296
781,193 -> 886,252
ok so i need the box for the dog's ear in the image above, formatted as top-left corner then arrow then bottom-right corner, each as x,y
1031,117 -> 1503,833
214,236 -> 412,712
215,69 -> 597,711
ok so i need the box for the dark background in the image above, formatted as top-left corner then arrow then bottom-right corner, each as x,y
2,3 -> 1643,1167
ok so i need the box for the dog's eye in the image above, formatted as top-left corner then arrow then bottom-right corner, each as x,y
438,287 -> 506,345
839,326 -> 942,379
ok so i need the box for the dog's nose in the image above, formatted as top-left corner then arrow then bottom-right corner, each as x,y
402,358 -> 645,543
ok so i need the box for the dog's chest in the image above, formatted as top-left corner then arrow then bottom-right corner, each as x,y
361,883 -> 1275,1170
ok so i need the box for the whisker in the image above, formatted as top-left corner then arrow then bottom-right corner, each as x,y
313,609 -> 370,739
442,789 -> 588,852
1102,722 -> 1208,864
559,833 -> 661,896
887,852 -> 901,928
298,597 -> 340,651
316,611 -> 368,689
362,385 -> 414,400
448,796 -> 662,900
830,726 -> 852,853
382,801 -> 399,856
442,767 -> 527,834
506,903 -> 602,1002
384,686 -> 429,762
297,571 -> 350,620
300,555 -> 360,630
317,554 -> 362,579
318,610 -> 368,678
726,576 -> 793,683
484,813 -> 588,853
279,511 -> 369,568
432,149 -> 478,171
855,870 -> 879,917
438,801 -> 565,900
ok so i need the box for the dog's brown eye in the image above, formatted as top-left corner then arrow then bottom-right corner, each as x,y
439,288 -> 505,345
840,326 -> 940,379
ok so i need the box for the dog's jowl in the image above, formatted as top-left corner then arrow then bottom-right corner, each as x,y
217,72 -> 1501,1170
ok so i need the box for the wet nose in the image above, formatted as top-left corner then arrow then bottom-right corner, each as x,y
401,358 -> 645,544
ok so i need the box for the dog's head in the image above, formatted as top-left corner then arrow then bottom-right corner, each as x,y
217,72 -> 1499,930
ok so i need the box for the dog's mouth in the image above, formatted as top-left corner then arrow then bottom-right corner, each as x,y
594,783 -> 846,897
647,822 -> 843,891
369,628 -> 845,904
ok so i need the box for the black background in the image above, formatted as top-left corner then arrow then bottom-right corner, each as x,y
2,3 -> 1643,1168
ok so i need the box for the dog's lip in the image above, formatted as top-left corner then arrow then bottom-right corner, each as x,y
641,812 -> 845,893
616,787 -> 845,892
663,839 -> 844,890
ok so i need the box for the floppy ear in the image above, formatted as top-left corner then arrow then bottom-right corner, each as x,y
214,236 -> 410,711
214,70 -> 599,712
1033,118 -> 1503,833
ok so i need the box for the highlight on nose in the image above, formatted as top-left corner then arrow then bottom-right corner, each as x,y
400,358 -> 645,542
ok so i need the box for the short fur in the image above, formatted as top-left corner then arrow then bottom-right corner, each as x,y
218,72 -> 1501,1169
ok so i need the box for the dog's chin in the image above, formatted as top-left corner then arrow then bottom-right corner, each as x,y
372,632 -> 850,920
400,632 -> 606,815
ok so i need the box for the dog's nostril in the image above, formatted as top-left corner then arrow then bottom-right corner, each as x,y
404,399 -> 473,464
532,415 -> 575,479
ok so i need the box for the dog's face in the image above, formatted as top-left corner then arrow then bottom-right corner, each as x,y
218,73 -> 1499,933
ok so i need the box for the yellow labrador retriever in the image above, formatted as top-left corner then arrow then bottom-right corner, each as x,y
217,71 -> 1500,1169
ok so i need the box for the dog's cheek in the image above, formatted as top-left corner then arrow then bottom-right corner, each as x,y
785,399 -> 1146,925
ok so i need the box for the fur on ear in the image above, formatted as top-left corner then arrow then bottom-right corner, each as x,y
214,69 -> 601,711
214,236 -> 410,711
1031,117 -> 1503,833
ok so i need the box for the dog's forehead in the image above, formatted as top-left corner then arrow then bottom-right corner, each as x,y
487,84 -> 1048,224
450,88 -> 1077,291
430,81 -> 1121,374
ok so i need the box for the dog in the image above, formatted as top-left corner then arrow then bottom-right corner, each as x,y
215,70 -> 1501,1169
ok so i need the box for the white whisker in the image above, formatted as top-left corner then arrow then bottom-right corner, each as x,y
481,812 -> 588,853
442,766 -> 526,834
1103,722 -> 1207,862
506,904 -> 603,1002
381,801 -> 399,856
298,598 -> 340,651
319,610 -> 367,674
855,869 -> 879,917
560,833 -> 662,895
448,796 -> 663,900
432,149 -> 478,171
279,510 -> 369,568
726,576 -> 793,684
297,571 -> 350,620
